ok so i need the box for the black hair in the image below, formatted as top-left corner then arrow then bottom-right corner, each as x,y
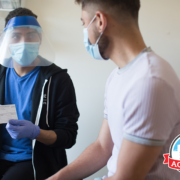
75,0 -> 140,20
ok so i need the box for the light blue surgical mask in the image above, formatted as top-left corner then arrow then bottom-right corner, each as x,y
9,42 -> 40,66
83,15 -> 109,60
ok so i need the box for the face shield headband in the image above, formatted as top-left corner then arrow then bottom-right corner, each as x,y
4,16 -> 43,38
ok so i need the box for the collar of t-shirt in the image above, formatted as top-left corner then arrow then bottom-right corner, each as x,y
118,47 -> 152,75
12,66 -> 41,82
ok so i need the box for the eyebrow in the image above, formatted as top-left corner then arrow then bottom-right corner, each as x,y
12,30 -> 38,35
27,31 -> 38,35
11,32 -> 21,35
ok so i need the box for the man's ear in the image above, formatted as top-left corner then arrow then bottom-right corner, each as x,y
95,11 -> 107,33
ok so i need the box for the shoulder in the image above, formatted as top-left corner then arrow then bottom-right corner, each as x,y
146,51 -> 180,97
146,51 -> 178,82
124,51 -> 180,102
53,70 -> 71,83
50,67 -> 74,89
128,51 -> 179,90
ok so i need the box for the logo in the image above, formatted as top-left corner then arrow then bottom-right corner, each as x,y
163,135 -> 180,171
43,94 -> 47,105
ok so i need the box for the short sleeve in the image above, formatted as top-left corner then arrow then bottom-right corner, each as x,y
123,77 -> 179,146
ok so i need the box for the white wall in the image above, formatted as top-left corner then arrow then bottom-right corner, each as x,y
140,0 -> 180,78
13,0 -> 180,179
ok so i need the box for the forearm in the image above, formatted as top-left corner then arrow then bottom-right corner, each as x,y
47,140 -> 111,180
36,129 -> 57,145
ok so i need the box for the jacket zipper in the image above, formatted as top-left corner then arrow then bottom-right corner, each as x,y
32,79 -> 48,180
46,76 -> 52,127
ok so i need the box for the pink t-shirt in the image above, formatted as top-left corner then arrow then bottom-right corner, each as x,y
104,48 -> 180,179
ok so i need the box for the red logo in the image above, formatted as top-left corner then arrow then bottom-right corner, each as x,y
163,135 -> 180,171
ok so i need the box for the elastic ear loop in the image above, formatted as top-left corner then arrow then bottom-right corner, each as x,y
87,15 -> 107,45
87,15 -> 97,29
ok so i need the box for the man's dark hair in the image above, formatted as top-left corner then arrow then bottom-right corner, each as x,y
5,7 -> 37,27
75,0 -> 140,20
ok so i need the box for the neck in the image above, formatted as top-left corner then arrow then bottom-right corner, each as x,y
108,24 -> 147,68
12,57 -> 40,77
13,66 -> 36,77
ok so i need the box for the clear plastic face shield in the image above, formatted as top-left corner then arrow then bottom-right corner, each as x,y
0,16 -> 55,68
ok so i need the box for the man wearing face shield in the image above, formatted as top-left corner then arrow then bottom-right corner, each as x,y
47,0 -> 180,180
0,8 -> 79,180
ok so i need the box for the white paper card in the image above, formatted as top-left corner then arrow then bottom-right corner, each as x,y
0,105 -> 18,124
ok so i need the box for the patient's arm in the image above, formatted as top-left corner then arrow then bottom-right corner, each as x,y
47,119 -> 114,180
105,139 -> 163,180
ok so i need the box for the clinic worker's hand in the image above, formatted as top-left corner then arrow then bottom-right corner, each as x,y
6,119 -> 40,140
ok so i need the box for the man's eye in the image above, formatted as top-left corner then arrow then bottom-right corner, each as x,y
12,35 -> 19,39
29,34 -> 35,38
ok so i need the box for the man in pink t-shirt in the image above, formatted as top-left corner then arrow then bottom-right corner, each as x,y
47,0 -> 180,180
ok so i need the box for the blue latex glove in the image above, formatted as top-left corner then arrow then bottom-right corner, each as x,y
6,119 -> 40,140
94,178 -> 102,180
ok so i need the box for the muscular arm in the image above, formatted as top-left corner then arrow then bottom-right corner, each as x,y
47,119 -> 114,180
36,129 -> 57,145
106,139 -> 163,180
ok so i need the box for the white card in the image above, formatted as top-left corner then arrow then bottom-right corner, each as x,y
0,105 -> 18,124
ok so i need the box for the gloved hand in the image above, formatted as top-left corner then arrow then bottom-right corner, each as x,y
6,119 -> 40,140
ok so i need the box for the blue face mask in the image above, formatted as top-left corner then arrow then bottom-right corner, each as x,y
83,15 -> 109,60
9,42 -> 40,66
